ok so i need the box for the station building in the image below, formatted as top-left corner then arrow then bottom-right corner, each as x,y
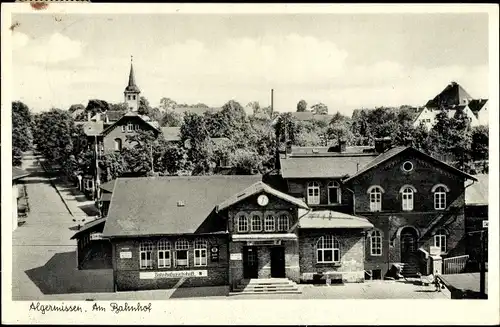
75,141 -> 477,291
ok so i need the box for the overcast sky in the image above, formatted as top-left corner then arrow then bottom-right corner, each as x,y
11,13 -> 489,115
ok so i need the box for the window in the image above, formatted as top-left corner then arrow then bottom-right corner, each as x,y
433,185 -> 448,210
157,240 -> 171,268
127,123 -> 134,132
139,241 -> 153,269
237,215 -> 248,232
316,235 -> 340,263
402,161 -> 413,172
121,125 -> 126,132
114,138 -> 122,151
370,230 -> 382,256
194,239 -> 207,266
307,181 -> 320,204
277,214 -> 289,231
127,95 -> 131,100
133,95 -> 136,100
134,124 -> 140,131
251,215 -> 262,232
434,229 -> 447,253
264,215 -> 275,232
327,181 -> 341,204
175,239 -> 190,267
401,187 -> 414,211
368,186 -> 383,212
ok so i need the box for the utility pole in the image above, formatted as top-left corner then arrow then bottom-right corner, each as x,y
271,88 -> 274,117
94,135 -> 101,217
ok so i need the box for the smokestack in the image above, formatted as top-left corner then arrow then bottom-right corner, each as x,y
271,89 -> 274,116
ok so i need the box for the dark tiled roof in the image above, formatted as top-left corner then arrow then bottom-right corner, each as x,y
102,175 -> 262,237
280,153 -> 378,179
299,210 -> 374,229
290,146 -> 373,155
99,179 -> 116,193
161,127 -> 181,142
425,81 -> 473,108
468,99 -> 488,116
125,62 -> 140,93
105,110 -> 125,122
217,181 -> 308,211
466,174 -> 488,205
343,146 -> 477,182
70,217 -> 106,240
12,167 -> 29,180
102,111 -> 160,136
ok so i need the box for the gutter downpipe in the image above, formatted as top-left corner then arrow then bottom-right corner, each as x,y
345,187 -> 356,216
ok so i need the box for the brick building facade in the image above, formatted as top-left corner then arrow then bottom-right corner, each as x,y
96,142 -> 477,292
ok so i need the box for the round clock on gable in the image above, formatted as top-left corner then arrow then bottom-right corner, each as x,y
257,194 -> 269,206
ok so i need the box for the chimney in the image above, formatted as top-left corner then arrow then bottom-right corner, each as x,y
87,111 -> 91,121
403,137 -> 414,147
374,137 -> 392,153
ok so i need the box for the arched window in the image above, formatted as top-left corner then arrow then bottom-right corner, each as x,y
327,181 -> 341,204
434,229 -> 447,253
139,241 -> 154,269
114,138 -> 122,151
401,186 -> 415,211
307,181 -> 320,205
194,239 -> 207,267
368,186 -> 383,212
175,239 -> 190,267
157,239 -> 171,268
277,214 -> 289,232
316,235 -> 340,263
251,215 -> 262,232
432,184 -> 449,210
370,230 -> 383,256
237,215 -> 248,233
127,122 -> 134,132
264,215 -> 275,232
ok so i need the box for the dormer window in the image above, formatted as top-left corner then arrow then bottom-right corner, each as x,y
327,181 -> 341,204
127,123 -> 134,132
307,182 -> 320,205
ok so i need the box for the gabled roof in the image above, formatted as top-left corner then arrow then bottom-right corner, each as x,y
467,99 -> 488,117
280,153 -> 378,179
161,127 -> 181,142
343,146 -> 477,183
299,210 -> 374,229
102,175 -> 262,237
104,110 -> 125,122
99,179 -> 116,193
425,81 -> 473,108
217,181 -> 308,212
101,111 -> 160,136
12,167 -> 29,180
70,217 -> 106,240
466,174 -> 488,205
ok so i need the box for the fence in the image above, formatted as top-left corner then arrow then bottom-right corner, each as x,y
443,255 -> 469,275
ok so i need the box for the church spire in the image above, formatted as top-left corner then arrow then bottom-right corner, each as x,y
125,55 -> 140,93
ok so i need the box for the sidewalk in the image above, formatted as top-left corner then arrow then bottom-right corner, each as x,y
37,156 -> 98,218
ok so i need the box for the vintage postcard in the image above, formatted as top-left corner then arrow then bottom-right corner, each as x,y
1,3 -> 499,325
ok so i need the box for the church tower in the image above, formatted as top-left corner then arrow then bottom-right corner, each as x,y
124,56 -> 140,111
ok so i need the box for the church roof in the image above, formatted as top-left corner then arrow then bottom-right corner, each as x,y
425,81 -> 473,108
124,60 -> 140,93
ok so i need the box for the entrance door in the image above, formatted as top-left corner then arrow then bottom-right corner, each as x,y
270,247 -> 286,278
243,246 -> 258,279
400,227 -> 418,263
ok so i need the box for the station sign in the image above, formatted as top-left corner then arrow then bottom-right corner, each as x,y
139,270 -> 207,280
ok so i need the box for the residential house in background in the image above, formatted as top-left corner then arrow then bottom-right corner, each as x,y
413,81 -> 489,129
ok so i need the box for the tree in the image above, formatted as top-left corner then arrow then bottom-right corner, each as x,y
85,99 -> 110,117
109,102 -> 129,112
160,110 -> 183,127
159,97 -> 177,112
68,104 -> 85,113
12,101 -> 33,166
180,112 -> 211,174
311,103 -> 329,115
297,100 -> 308,112
138,96 -> 152,116
99,152 -> 126,182
274,112 -> 298,149
229,149 -> 263,175
327,112 -> 353,145
471,125 -> 489,162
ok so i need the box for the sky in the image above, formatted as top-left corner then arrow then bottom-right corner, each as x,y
11,12 -> 490,115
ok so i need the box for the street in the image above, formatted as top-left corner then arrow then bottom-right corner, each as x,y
12,152 -> 113,300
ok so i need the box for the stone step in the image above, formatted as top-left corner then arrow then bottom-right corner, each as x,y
228,289 -> 302,296
245,278 -> 291,285
234,284 -> 297,292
